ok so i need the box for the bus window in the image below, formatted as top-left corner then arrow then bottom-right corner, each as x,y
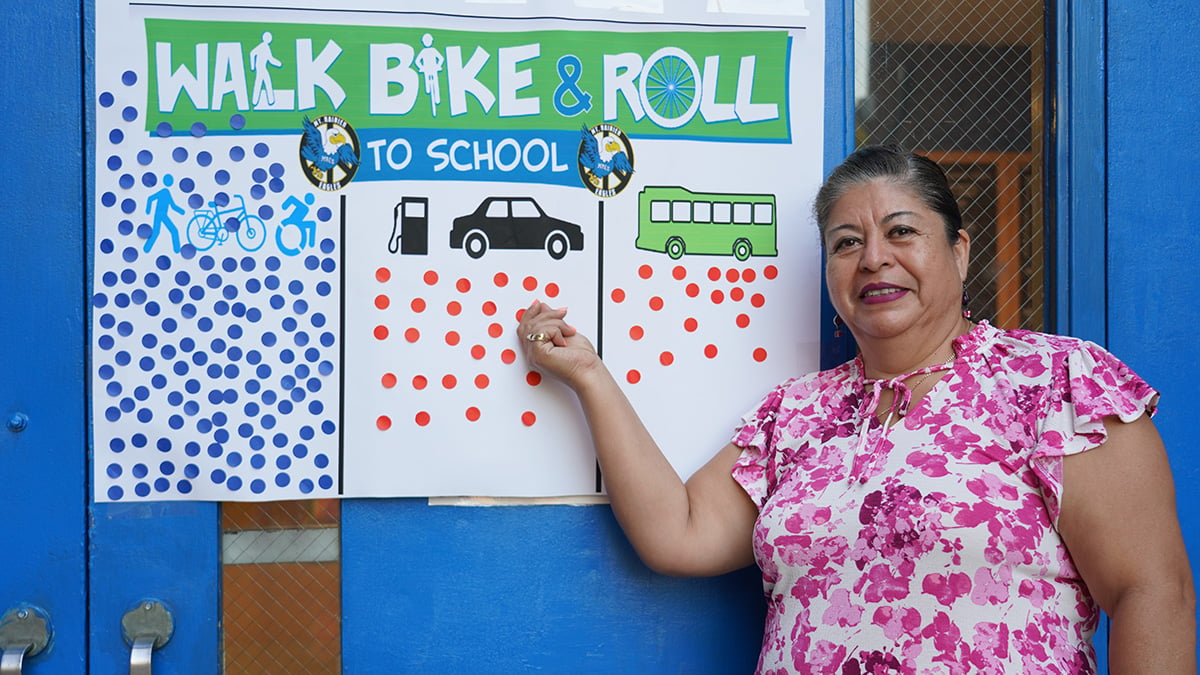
733,202 -> 753,224
753,203 -> 774,225
650,200 -> 670,223
713,202 -> 732,224
693,201 -> 712,223
672,201 -> 691,223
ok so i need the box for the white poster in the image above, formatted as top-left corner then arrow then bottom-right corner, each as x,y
92,0 -> 824,501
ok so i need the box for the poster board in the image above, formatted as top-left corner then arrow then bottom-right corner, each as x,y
91,0 -> 824,501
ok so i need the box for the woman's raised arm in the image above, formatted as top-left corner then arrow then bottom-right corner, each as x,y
518,300 -> 758,576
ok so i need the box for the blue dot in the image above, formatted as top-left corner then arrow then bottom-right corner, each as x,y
119,397 -> 136,413
169,414 -> 184,429
105,407 -> 121,422
200,253 -> 215,268
115,350 -> 131,366
101,191 -> 117,207
254,143 -> 270,158
282,317 -> 297,332
98,335 -> 114,350
132,463 -> 149,479
245,381 -> 261,396
258,205 -> 274,220
133,482 -> 151,497
211,469 -> 226,484
100,238 -> 114,254
250,479 -> 266,494
136,408 -> 153,423
224,285 -> 239,301
198,317 -> 213,332
227,452 -> 243,467
206,363 -> 222,379
160,344 -> 177,360
137,149 -> 153,165
207,443 -> 223,458
318,476 -> 333,490
215,169 -> 230,185
214,192 -> 230,207
320,238 -> 336,254
110,437 -> 126,452
247,307 -> 262,322
230,114 -> 246,130
173,147 -> 188,162
191,121 -> 207,137
179,176 -> 194,192
268,178 -> 285,193
156,122 -> 173,137
197,151 -> 212,166
187,193 -> 204,209
180,337 -> 195,352
315,455 -> 329,469
223,389 -> 238,404
142,172 -> 158,188
184,399 -> 200,415
122,246 -> 138,263
139,356 -> 156,371
151,374 -> 167,389
99,364 -> 115,380
262,333 -> 277,347
261,413 -> 276,429
177,480 -> 193,494
316,207 -> 332,222
118,173 -> 135,189
185,464 -> 200,478
162,317 -> 178,333
160,460 -> 175,474
141,333 -> 157,348
280,349 -> 295,364
250,435 -> 265,450
278,399 -> 294,414
246,350 -> 262,365
224,364 -> 240,379
293,443 -> 309,457
99,91 -> 114,107
108,486 -> 124,500
185,441 -> 201,456
105,381 -> 122,396
154,478 -> 171,493
270,295 -> 285,310
299,426 -> 315,441
268,162 -> 286,178
197,417 -> 212,433
173,361 -> 189,376
256,364 -> 272,379
206,273 -> 221,289
133,385 -> 150,401
207,390 -> 223,405
227,476 -> 242,491
122,106 -> 138,122
250,454 -> 266,469
275,473 -> 290,488
213,411 -> 228,426
229,146 -> 245,161
321,258 -> 336,273
265,274 -> 280,289
249,184 -> 266,199
107,155 -> 122,171
213,300 -> 229,316
181,303 -> 198,318
107,463 -> 123,478
94,292 -> 111,308
185,378 -> 201,394
121,198 -> 137,214
122,70 -> 138,85
99,313 -> 116,329
321,420 -> 336,435
262,390 -> 277,405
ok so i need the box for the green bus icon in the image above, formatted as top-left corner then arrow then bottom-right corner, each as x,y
636,186 -> 778,261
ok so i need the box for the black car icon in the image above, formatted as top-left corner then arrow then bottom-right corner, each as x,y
449,197 -> 585,260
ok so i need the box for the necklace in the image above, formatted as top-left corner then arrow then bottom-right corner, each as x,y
872,352 -> 956,419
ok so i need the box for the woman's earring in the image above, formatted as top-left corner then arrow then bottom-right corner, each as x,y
832,314 -> 844,338
961,290 -> 972,319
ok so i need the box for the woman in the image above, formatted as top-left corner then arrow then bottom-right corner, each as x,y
518,146 -> 1195,672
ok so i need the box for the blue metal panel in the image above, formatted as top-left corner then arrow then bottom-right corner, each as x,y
344,5 -> 849,670
82,1 -> 222,671
1104,0 -> 1200,666
0,0 -> 88,670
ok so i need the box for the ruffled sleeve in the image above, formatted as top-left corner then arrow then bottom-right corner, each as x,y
1030,342 -> 1159,523
730,379 -> 791,509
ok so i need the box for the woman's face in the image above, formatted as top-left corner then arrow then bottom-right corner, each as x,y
824,178 -> 969,344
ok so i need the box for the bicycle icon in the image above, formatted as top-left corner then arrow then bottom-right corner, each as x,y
185,195 -> 267,252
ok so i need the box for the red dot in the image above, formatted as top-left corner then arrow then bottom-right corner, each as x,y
736,313 -> 751,328
404,327 -> 420,342
412,375 -> 428,390
374,294 -> 390,310
470,344 -> 486,360
711,289 -> 725,304
626,369 -> 641,384
456,278 -> 471,293
482,301 -> 497,316
753,347 -> 768,362
684,317 -> 698,332
501,349 -> 516,364
730,287 -> 745,302
523,276 -> 538,291
415,411 -> 431,426
466,407 -> 481,422
704,344 -> 718,359
475,374 -> 490,389
672,265 -> 687,280
442,374 -> 457,389
764,265 -> 779,280
373,325 -> 389,340
707,267 -> 721,281
629,325 -> 645,340
750,293 -> 765,308
494,272 -> 509,287
376,416 -> 392,431
611,288 -> 626,303
445,331 -> 461,346
742,269 -> 757,283
545,283 -> 560,298
649,296 -> 664,311
521,411 -> 537,426
423,270 -> 439,285
375,267 -> 391,283
515,308 -> 526,321
638,264 -> 653,279
446,301 -> 462,316
526,371 -> 542,386
381,373 -> 397,388
726,268 -> 739,283
487,322 -> 503,338
659,351 -> 674,366
685,283 -> 700,298
411,297 -> 426,313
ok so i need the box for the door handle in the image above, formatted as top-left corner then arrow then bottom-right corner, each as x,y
0,607 -> 51,675
121,600 -> 173,675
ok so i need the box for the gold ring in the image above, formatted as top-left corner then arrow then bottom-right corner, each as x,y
526,332 -> 549,343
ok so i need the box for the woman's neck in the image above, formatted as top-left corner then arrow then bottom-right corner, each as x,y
858,316 -> 973,380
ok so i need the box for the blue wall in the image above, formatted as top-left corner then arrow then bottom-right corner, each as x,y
1106,0 -> 1200,618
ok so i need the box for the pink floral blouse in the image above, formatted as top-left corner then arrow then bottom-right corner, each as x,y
731,321 -> 1158,674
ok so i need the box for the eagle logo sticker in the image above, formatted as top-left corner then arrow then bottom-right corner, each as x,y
299,115 -> 361,191
578,123 -> 634,198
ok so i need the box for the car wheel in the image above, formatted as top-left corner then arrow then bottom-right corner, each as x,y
545,231 -> 569,260
733,238 -> 752,262
465,231 -> 489,259
666,237 -> 685,260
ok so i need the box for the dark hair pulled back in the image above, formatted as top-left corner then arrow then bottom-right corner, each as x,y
814,145 -> 963,246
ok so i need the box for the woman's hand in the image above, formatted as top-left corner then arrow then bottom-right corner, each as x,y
517,300 -> 601,389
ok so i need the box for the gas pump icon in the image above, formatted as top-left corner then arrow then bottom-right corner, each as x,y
389,197 -> 430,255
